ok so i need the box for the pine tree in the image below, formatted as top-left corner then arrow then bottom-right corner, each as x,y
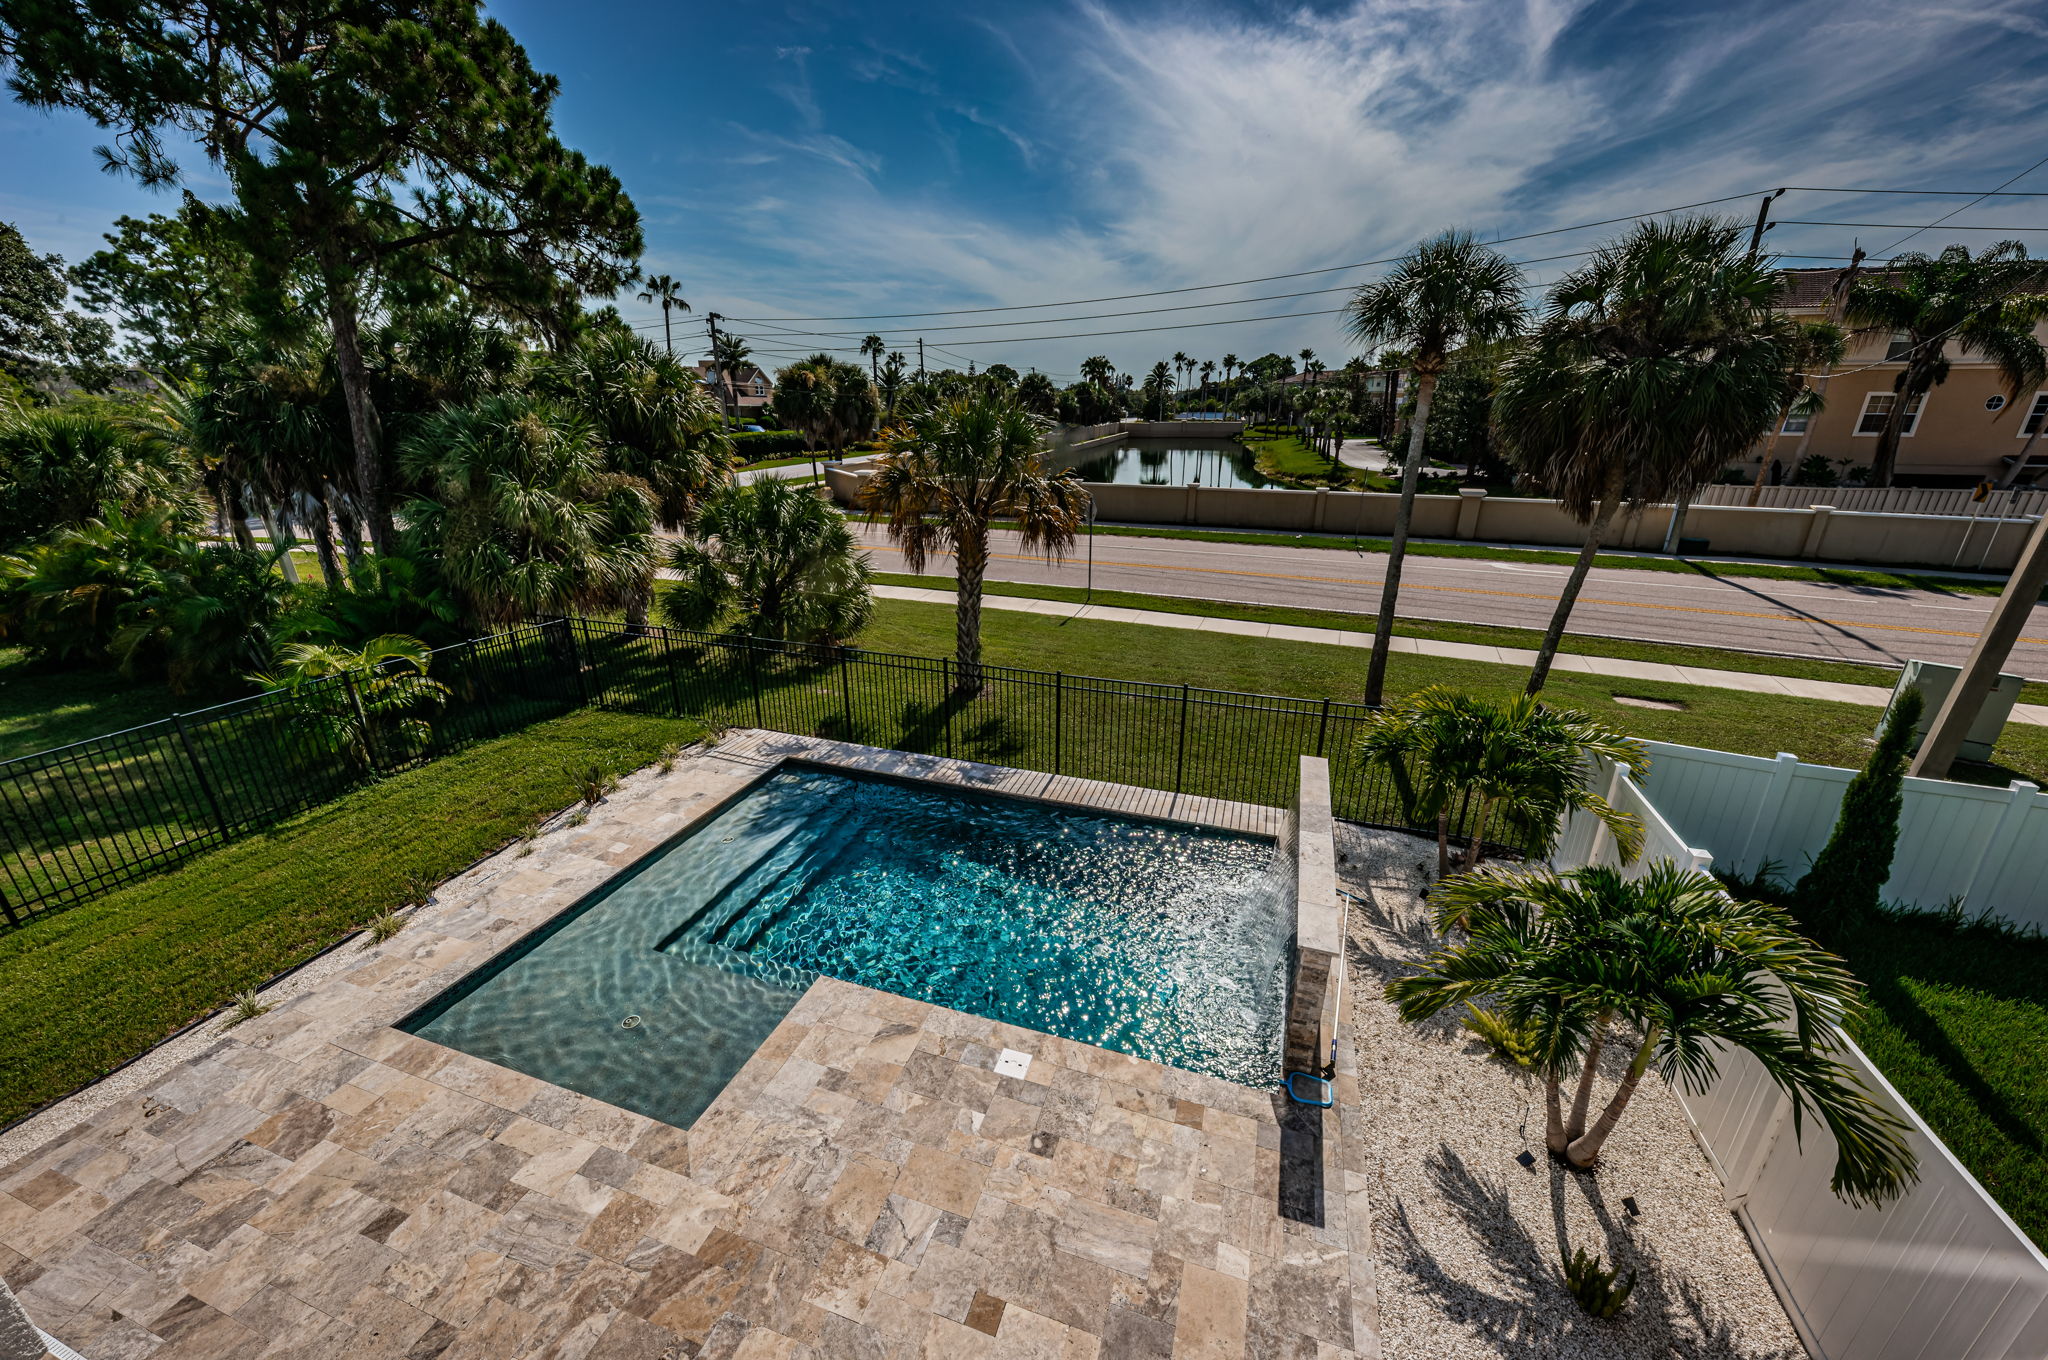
1794,686 -> 1925,932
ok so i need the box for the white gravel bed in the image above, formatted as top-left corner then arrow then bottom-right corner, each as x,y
1338,822 -> 1807,1360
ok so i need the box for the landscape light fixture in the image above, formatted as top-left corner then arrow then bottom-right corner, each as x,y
1623,1196 -> 1641,1218
1516,1151 -> 1537,1170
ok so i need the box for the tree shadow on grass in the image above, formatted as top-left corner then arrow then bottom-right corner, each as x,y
1389,1143 -> 1799,1360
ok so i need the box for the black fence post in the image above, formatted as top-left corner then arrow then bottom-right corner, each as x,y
941,659 -> 954,758
660,629 -> 686,717
557,618 -> 593,709
171,713 -> 233,843
340,672 -> 382,774
1316,696 -> 1330,758
1174,683 -> 1190,793
467,640 -> 501,737
746,644 -> 766,729
1054,672 -> 1064,775
839,655 -> 854,741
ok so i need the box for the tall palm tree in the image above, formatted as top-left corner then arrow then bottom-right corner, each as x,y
398,394 -> 657,625
1391,862 -> 1918,1205
1221,353 -> 1239,396
1496,217 -> 1796,693
1142,361 -> 1174,420
863,388 -> 1087,694
540,330 -> 734,538
661,477 -> 873,644
635,273 -> 691,356
1347,232 -> 1528,705
879,352 -> 908,418
1356,687 -> 1645,877
860,333 -> 886,385
1079,355 -> 1116,391
1298,348 -> 1317,386
1199,359 -> 1215,401
1171,351 -> 1191,405
1845,242 -> 2048,487
709,332 -> 753,422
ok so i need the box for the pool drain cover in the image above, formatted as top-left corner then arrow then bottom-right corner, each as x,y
621,1015 -> 642,1029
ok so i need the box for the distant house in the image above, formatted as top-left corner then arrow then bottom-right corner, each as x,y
693,360 -> 773,413
1762,266 -> 2048,486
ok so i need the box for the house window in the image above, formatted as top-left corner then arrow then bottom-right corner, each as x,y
1884,333 -> 1915,362
1986,394 -> 2007,412
2022,392 -> 2048,436
1780,412 -> 1811,435
1854,391 -> 1922,436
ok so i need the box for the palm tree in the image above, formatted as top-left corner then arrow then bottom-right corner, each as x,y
661,477 -> 873,644
1347,232 -> 1528,705
1142,361 -> 1174,420
250,633 -> 450,768
860,333 -> 886,385
1747,320 -> 1847,506
1495,217 -> 1796,694
1298,349 -> 1317,387
1016,370 -> 1058,418
1079,355 -> 1116,391
879,352 -> 908,418
1390,861 -> 1918,1205
540,329 -> 734,533
1221,353 -> 1239,396
635,273 -> 690,356
773,355 -> 880,475
398,394 -> 657,625
1171,351 -> 1191,405
1199,359 -> 1215,402
1356,687 -> 1645,877
1845,242 -> 2048,487
863,388 -> 1087,694
709,332 -> 754,422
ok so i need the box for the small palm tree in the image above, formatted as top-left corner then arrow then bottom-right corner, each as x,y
1845,242 -> 2048,487
661,478 -> 873,644
863,388 -> 1086,694
250,633 -> 451,768
860,334 -> 886,385
635,273 -> 691,356
1390,862 -> 1919,1205
1199,359 -> 1215,400
1347,233 -> 1528,705
709,332 -> 753,422
1356,687 -> 1645,877
879,352 -> 908,418
1747,320 -> 1847,505
1495,217 -> 1796,693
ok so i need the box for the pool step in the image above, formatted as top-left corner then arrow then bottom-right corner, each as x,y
709,814 -> 865,955
658,789 -> 860,961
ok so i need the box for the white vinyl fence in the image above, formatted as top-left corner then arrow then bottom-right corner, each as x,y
1636,740 -> 2048,932
1556,762 -> 2048,1360
1691,484 -> 2048,519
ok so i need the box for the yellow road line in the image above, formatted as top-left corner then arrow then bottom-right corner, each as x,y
862,542 -> 2048,647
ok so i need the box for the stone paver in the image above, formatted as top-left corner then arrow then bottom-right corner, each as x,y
871,584 -> 2048,726
1,734 -> 1374,1358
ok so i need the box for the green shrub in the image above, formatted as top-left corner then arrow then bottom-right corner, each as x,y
1794,686 -> 1922,931
1563,1246 -> 1636,1318
731,430 -> 809,457
1461,1003 -> 1539,1066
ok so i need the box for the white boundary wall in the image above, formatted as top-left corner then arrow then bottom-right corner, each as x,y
1636,740 -> 2048,932
1556,761 -> 2048,1360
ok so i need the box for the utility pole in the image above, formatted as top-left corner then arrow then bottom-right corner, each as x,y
1910,512 -> 2048,779
1665,189 -> 1788,552
705,312 -> 726,421
917,338 -> 925,379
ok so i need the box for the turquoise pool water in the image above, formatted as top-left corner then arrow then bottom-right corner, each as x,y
404,765 -> 1289,1129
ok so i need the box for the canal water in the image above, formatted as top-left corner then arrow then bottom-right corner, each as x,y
1052,436 -> 1279,489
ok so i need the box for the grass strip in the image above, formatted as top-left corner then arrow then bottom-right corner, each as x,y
0,708 -> 699,1126
973,517 -> 2022,597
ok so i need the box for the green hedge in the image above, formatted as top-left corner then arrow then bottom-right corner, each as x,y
731,430 -> 808,456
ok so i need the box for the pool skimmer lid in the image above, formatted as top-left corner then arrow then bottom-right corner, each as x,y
994,1048 -> 1033,1079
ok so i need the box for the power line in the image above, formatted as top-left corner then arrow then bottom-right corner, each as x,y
1869,153 -> 2048,256
711,190 -> 1770,323
1780,220 -> 2048,230
1784,186 -> 2048,197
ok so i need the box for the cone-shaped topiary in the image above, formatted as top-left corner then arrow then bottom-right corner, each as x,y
1794,686 -> 1924,933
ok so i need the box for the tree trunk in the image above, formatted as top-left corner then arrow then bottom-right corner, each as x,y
1566,1023 -> 1660,1168
335,499 -> 367,572
322,268 -> 395,554
1460,793 -> 1491,869
1747,406 -> 1791,507
1435,807 -> 1450,881
225,482 -> 257,552
1866,375 -> 1922,488
1365,368 -> 1437,706
308,484 -> 342,586
1545,1073 -> 1568,1154
1565,1011 -> 1613,1143
259,503 -> 300,584
1660,489 -> 1693,555
954,524 -> 988,696
1525,485 -> 1623,695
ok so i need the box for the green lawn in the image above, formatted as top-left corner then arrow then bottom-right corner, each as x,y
0,647 -> 182,762
1239,428 -> 1369,489
1780,907 -> 2048,1250
0,708 -> 699,1126
855,591 -> 2048,783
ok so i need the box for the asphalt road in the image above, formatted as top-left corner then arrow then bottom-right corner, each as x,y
848,523 -> 2048,679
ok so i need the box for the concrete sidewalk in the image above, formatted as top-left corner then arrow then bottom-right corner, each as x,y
871,583 -> 2048,727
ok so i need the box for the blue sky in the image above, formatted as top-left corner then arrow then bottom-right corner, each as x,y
7,0 -> 2048,380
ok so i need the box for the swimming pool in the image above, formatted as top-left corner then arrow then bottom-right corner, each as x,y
404,764 -> 1290,1129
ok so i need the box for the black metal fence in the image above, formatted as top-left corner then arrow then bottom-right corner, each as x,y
1,615 -> 1512,926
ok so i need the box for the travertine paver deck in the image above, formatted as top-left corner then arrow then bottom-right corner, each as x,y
0,734 -> 1375,1358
